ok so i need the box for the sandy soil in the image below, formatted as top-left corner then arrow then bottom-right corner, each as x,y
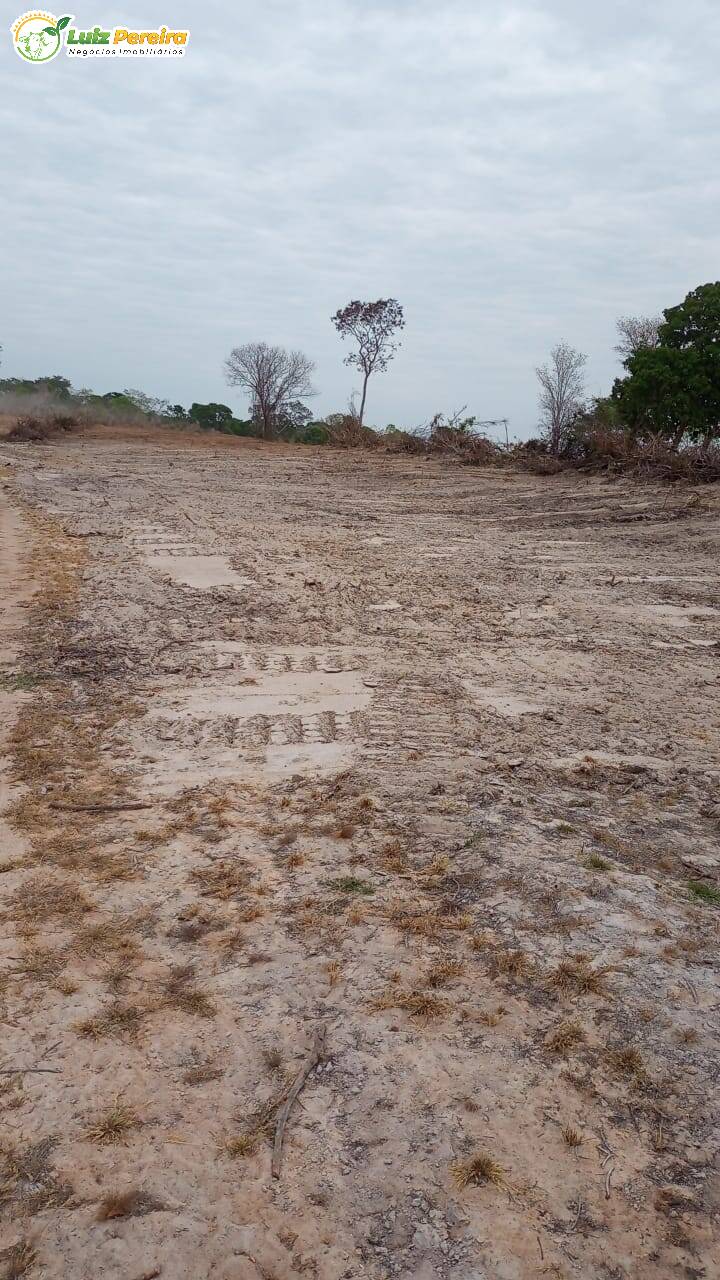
1,432 -> 719,1280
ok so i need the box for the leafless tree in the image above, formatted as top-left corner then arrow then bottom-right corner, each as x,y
331,299 -> 404,426
536,343 -> 587,455
224,342 -> 315,440
614,314 -> 661,363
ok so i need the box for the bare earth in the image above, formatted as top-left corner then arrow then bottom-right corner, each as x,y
1,430 -> 719,1280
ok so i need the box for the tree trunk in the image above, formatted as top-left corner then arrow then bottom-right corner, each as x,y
358,374 -> 369,427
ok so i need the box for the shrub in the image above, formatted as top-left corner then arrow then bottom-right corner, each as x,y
7,415 -> 52,442
7,412 -> 80,443
300,424 -> 329,445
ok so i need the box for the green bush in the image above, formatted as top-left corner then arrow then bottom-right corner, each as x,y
300,424 -> 329,445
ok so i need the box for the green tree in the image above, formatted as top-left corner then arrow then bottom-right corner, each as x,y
188,402 -> 233,431
331,298 -> 404,427
613,283 -> 720,445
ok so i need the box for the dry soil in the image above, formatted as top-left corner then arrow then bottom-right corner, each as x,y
0,430 -> 719,1280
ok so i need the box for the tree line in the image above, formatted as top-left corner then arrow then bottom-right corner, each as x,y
1,284 -> 718,452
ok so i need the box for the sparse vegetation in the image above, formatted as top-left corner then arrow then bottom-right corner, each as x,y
451,1150 -> 506,1189
688,880 -> 720,905
84,1096 -> 141,1144
327,875 -> 375,895
96,1189 -> 165,1220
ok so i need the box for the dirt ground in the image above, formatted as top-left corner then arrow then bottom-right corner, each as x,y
1,428 -> 719,1280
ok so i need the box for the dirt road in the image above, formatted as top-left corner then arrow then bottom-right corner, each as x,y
1,433 -> 719,1279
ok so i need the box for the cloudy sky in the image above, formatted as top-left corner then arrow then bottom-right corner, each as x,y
4,0 -> 719,435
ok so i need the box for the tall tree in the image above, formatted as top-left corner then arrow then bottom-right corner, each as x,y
613,283 -> 720,446
224,342 -> 315,440
331,298 -> 404,427
614,314 -> 661,362
536,343 -> 587,455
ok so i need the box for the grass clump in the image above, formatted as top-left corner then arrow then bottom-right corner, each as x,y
549,953 -> 611,998
0,1137 -> 72,1212
451,1150 -> 506,1189
96,1189 -> 165,1220
608,1046 -> 646,1079
191,859 -> 250,900
426,956 -> 464,988
76,1000 -> 146,1041
545,1019 -> 586,1055
0,1240 -> 36,1279
161,964 -> 216,1018
585,853 -> 612,872
688,880 -> 720,905
561,1125 -> 583,1148
221,1132 -> 259,1159
9,874 -> 93,924
84,1097 -> 140,1144
371,988 -> 448,1021
327,875 -> 374,895
489,948 -> 532,980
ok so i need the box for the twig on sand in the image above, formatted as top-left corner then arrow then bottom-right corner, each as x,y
271,1024 -> 326,1179
0,1066 -> 61,1075
48,801 -> 152,813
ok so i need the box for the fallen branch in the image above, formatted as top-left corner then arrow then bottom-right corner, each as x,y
0,1067 -> 61,1075
48,801 -> 152,813
271,1023 -> 326,1179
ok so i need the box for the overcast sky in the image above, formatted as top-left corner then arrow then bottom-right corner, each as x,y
3,0 -> 719,436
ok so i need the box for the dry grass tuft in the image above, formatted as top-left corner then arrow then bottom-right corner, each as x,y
9,875 -> 93,924
585,853 -> 612,872
451,1150 -> 506,1189
546,1019 -> 586,1055
161,964 -> 216,1018
0,1137 -> 72,1212
608,1046 -> 646,1079
262,1046 -> 285,1073
489,948 -> 532,980
182,1061 -> 225,1086
14,946 -> 64,982
237,903 -> 264,923
475,1007 -> 505,1027
675,1027 -> 699,1046
561,1125 -> 583,1148
70,915 -> 144,962
191,859 -> 250,900
327,875 -> 374,896
84,1097 -> 140,1145
387,903 -> 472,938
96,1189 -> 165,1220
549,953 -> 611,998
221,1132 -> 259,1159
0,1240 -> 36,1280
425,956 -> 464,988
76,1000 -> 146,1041
371,987 -> 448,1020
326,960 -> 343,987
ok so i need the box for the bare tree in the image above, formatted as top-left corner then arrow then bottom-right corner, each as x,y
614,314 -> 661,363
536,343 -> 587,455
224,342 -> 315,440
331,299 -> 404,426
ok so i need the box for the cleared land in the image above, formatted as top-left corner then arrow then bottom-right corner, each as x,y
1,429 -> 719,1280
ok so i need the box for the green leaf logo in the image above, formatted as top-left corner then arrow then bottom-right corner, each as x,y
43,25 -> 58,34
57,16 -> 71,30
